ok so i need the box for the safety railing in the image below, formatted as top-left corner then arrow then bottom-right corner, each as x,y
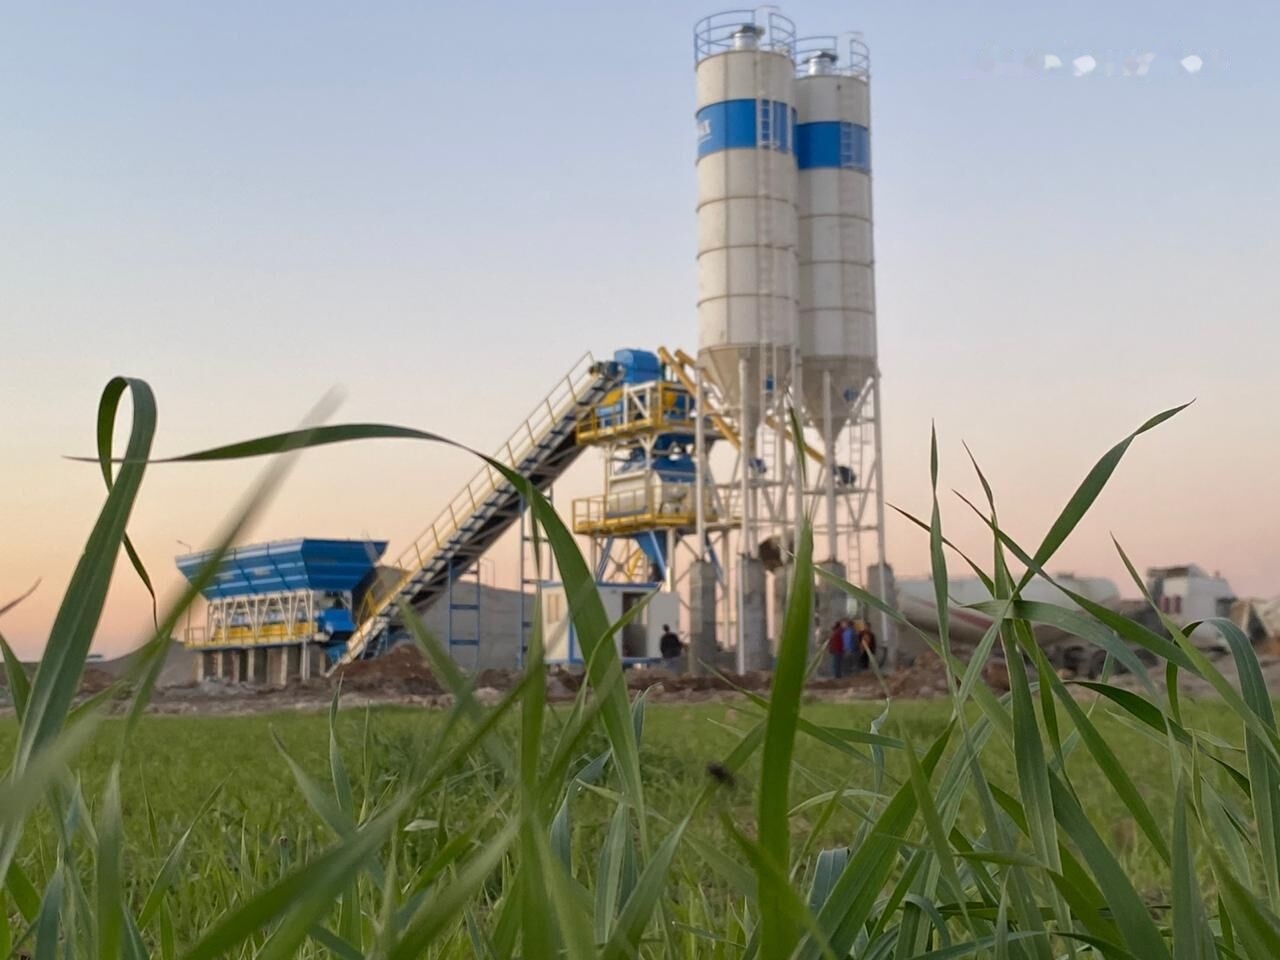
572,484 -> 723,536
184,620 -> 314,648
694,9 -> 796,62
793,35 -> 870,79
354,352 -> 603,628
575,380 -> 696,444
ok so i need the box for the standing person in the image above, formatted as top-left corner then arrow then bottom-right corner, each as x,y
659,624 -> 683,662
827,621 -> 846,678
856,621 -> 877,672
841,619 -> 856,674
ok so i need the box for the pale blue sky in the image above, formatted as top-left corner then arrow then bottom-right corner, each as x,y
2,1 -> 1276,655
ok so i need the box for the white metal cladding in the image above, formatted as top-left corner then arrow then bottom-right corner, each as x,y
795,64 -> 875,429
695,43 -> 798,412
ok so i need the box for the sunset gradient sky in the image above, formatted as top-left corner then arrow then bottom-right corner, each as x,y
1,0 -> 1276,658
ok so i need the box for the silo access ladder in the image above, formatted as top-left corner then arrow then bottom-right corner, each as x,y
328,353 -> 622,671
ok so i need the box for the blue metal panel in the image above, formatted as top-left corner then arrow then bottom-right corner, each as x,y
175,538 -> 388,599
696,99 -> 794,158
612,349 -> 662,384
631,531 -> 668,575
318,607 -> 356,635
796,121 -> 870,171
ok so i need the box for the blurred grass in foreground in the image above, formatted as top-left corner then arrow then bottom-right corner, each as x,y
2,378 -> 1277,958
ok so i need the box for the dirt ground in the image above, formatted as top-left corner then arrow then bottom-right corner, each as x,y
2,644 -> 1268,717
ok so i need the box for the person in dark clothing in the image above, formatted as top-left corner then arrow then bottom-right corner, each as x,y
659,625 -> 683,661
855,623 -> 877,671
827,621 -> 847,678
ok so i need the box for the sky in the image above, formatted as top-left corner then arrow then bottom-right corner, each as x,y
1,0 -> 1277,658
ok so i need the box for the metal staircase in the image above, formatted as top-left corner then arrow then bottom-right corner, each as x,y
329,353 -> 622,670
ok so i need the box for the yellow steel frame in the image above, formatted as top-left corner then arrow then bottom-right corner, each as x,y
657,346 -> 826,465
575,379 -> 696,445
572,495 -> 698,537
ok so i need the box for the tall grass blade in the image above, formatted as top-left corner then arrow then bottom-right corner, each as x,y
757,518 -> 815,958
0,579 -> 40,619
601,820 -> 689,960
138,780 -> 227,926
1171,778 -> 1217,960
1049,773 -> 1171,959
0,631 -> 31,721
94,766 -> 125,960
33,867 -> 63,960
386,818 -> 520,960
182,803 -> 403,960
17,378 -> 155,773
1212,847 -> 1280,959
1023,402 -> 1190,587
800,725 -> 952,960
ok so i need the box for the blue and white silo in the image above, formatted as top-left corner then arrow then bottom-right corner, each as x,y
794,38 -> 875,432
694,11 -> 799,422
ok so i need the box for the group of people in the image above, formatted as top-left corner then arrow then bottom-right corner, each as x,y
826,618 -> 876,678
659,621 -> 875,677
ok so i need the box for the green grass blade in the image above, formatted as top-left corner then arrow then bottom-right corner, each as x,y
1049,772 -> 1171,960
17,378 -> 155,773
95,377 -> 158,624
808,847 -> 849,913
0,579 -> 40,620
800,725 -> 953,960
306,924 -> 363,960
596,800 -> 637,943
271,729 -> 357,839
551,788 -> 573,870
182,802 -> 403,960
1023,403 -> 1190,587
600,819 -> 689,960
757,519 -> 815,958
966,599 -> 1156,690
6,859 -> 41,924
1046,674 -> 1172,866
386,818 -> 520,960
904,733 -> 969,925
1211,615 -> 1280,911
1171,777 -> 1217,960
0,632 -> 31,721
94,766 -> 124,960
533,827 -> 596,960
520,595 -> 555,960
505,469 -> 649,841
328,691 -> 361,951
719,814 -> 838,960
33,867 -> 63,960
138,780 -> 227,926
1212,847 -> 1280,959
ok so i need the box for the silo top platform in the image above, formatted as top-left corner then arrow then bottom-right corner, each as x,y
175,538 -> 388,599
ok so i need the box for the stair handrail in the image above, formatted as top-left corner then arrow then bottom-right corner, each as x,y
352,352 -> 602,630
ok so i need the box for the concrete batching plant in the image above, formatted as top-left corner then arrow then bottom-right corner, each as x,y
178,6 -> 890,679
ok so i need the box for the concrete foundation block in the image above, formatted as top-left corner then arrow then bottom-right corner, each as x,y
689,559 -> 718,676
740,557 -> 768,672
251,648 -> 269,684
286,645 -> 303,682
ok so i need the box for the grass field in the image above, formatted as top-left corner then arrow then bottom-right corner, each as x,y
2,696 -> 1250,953
8,382 -> 1279,957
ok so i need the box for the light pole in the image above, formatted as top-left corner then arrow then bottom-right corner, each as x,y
177,540 -> 193,644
